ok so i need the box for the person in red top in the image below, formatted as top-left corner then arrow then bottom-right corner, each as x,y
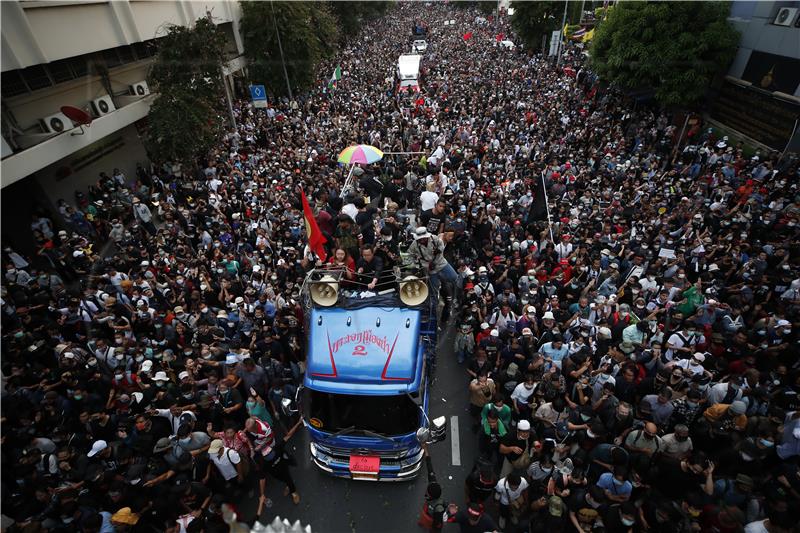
551,259 -> 573,284
326,247 -> 355,280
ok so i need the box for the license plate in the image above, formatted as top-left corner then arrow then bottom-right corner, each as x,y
349,455 -> 380,474
351,471 -> 379,481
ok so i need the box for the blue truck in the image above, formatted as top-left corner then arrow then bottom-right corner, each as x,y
299,270 -> 446,481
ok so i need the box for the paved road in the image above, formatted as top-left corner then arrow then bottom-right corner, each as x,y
237,322 -> 480,532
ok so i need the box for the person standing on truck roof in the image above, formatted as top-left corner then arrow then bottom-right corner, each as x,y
408,226 -> 460,314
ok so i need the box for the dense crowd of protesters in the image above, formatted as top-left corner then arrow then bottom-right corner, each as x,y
3,2 -> 800,533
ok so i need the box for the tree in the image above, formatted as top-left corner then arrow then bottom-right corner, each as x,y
511,1 -> 566,50
589,1 -> 739,108
328,1 -> 394,40
239,1 -> 340,97
145,17 -> 227,165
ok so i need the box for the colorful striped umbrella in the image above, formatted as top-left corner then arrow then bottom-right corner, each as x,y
337,144 -> 384,165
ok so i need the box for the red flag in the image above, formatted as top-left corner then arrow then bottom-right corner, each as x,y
462,31 -> 473,41
495,32 -> 504,42
301,189 -> 327,261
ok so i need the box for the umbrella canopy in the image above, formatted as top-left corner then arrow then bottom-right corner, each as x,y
337,144 -> 384,165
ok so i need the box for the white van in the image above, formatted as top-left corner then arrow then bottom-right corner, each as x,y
397,54 -> 422,93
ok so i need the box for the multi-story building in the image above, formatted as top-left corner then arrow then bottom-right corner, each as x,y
1,0 -> 245,250
712,1 -> 800,152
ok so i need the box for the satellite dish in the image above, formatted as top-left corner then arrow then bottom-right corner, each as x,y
399,276 -> 429,306
61,106 -> 92,136
60,106 -> 92,126
310,275 -> 339,307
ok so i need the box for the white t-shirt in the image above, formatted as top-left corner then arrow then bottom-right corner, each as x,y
511,382 -> 536,406
744,520 -> 769,533
495,477 -> 529,504
420,191 -> 439,211
209,448 -> 241,481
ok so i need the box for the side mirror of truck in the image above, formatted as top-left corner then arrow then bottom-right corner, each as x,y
416,416 -> 447,444
281,397 -> 299,416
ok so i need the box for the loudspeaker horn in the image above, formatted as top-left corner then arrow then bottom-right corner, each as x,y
399,276 -> 429,306
310,276 -> 339,307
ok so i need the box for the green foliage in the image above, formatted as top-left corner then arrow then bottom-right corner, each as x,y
240,1 -> 340,97
589,1 -> 739,108
511,1 -> 567,49
148,18 -> 227,102
145,17 -> 227,165
146,95 -> 225,166
328,1 -> 394,38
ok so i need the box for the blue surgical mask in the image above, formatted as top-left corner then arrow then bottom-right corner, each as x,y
759,439 -> 774,448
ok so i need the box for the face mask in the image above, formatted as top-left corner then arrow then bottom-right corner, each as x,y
135,356 -> 144,363
14,331 -> 24,339
759,438 -> 774,448
740,452 -> 754,462
73,395 -> 83,401
183,393 -> 193,399
156,382 -> 164,388
622,518 -> 635,526
114,374 -> 124,381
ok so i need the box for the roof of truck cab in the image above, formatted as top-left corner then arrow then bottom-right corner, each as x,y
304,306 -> 424,395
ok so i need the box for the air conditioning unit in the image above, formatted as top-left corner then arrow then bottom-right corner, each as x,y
129,81 -> 150,96
91,95 -> 115,116
774,7 -> 797,26
40,112 -> 73,134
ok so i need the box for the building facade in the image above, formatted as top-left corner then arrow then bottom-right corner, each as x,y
1,0 -> 246,250
711,0 -> 800,151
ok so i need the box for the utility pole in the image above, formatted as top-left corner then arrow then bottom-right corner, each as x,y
557,0 -> 569,66
270,0 -> 293,101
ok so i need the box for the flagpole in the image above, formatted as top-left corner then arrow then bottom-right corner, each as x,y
541,170 -> 555,243
342,164 -> 356,197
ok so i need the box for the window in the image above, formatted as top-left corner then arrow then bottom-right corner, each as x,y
1,71 -> 28,98
21,65 -> 52,91
48,59 -> 76,84
117,45 -> 136,64
101,48 -> 122,68
68,56 -> 89,78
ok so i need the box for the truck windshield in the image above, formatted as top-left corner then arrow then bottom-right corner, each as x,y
304,389 -> 419,436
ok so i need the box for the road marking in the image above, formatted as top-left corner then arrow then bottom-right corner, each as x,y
450,415 -> 461,466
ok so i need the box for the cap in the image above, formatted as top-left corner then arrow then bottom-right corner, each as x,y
140,360 -> 153,373
87,440 -> 108,457
153,437 -> 173,453
730,400 -> 747,415
527,305 -> 536,314
208,439 -> 224,454
490,329 -> 499,337
111,507 -> 140,526
692,352 -> 706,363
480,322 -> 490,330
153,371 -> 169,382
178,371 -> 190,380
413,227 -> 431,240
542,311 -> 555,320
517,419 -> 531,431
777,319 -> 791,327
217,310 -> 228,318
522,327 -> 533,336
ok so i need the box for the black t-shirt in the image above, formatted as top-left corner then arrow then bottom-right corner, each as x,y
653,456 -> 703,498
500,432 -> 531,462
450,510 -> 498,533
419,209 -> 446,234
